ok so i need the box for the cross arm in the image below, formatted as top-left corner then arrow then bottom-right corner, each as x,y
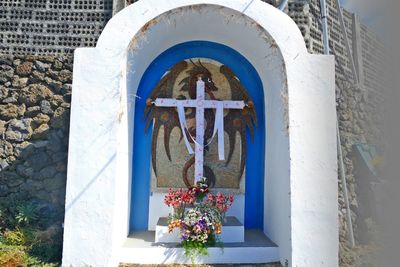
152,98 -> 246,110
153,98 -> 196,107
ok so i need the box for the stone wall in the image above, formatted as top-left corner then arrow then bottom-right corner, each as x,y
0,54 -> 72,215
286,0 -> 385,259
336,78 -> 384,265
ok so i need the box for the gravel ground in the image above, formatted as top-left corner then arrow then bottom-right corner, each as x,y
119,264 -> 283,267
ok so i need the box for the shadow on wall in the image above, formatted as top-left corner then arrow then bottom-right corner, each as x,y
0,55 -> 73,257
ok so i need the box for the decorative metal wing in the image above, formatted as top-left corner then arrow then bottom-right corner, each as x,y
220,65 -> 257,179
144,61 -> 188,176
145,60 -> 257,188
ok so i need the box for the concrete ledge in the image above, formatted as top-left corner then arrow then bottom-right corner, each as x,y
155,216 -> 244,243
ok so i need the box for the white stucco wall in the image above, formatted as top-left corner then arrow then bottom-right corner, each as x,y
62,1 -> 337,266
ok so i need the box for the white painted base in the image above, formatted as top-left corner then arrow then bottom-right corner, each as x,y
119,230 -> 279,264
155,217 -> 244,243
119,246 -> 279,264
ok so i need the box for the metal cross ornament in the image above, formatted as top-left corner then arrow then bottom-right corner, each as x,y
153,76 -> 245,184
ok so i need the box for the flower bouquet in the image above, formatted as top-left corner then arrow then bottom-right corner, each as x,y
205,192 -> 234,222
164,177 -> 234,263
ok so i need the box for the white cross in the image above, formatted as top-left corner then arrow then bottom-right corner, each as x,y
154,77 -> 245,184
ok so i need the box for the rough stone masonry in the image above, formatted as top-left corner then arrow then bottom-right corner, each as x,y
0,54 -> 72,217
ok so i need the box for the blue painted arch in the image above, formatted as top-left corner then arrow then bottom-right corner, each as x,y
130,41 -> 265,231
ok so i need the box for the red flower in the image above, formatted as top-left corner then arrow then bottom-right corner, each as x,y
203,192 -> 234,213
164,188 -> 197,208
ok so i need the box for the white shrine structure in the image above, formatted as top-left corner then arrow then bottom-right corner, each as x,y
62,0 -> 338,266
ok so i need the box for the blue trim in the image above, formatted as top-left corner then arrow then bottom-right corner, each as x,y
130,41 -> 265,231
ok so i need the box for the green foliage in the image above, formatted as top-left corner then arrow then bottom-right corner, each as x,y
0,197 -> 63,266
3,229 -> 25,246
0,247 -> 60,267
0,227 -> 61,266
182,233 -> 222,265
2,228 -> 35,247
26,255 -> 59,267
182,239 -> 209,265
29,225 -> 63,264
0,193 -> 32,229
16,203 -> 40,226
30,242 -> 62,264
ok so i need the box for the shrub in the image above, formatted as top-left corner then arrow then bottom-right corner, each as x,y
7,228 -> 35,247
30,242 -> 62,263
27,224 -> 62,263
0,244 -> 29,267
2,229 -> 26,246
0,196 -> 63,265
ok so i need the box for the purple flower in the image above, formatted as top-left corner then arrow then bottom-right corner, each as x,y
181,233 -> 189,240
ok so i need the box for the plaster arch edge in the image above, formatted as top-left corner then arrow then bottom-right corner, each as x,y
96,0 -> 308,63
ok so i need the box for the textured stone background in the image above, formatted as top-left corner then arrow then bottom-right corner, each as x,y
335,79 -> 384,265
0,54 -> 72,219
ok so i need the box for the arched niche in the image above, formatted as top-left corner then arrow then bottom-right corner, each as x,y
124,2 -> 289,236
63,1 -> 337,266
130,41 -> 265,232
